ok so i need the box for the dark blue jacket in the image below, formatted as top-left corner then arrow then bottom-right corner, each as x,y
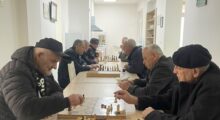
126,46 -> 147,78
58,48 -> 90,88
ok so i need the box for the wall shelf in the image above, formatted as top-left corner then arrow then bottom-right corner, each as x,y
145,9 -> 156,46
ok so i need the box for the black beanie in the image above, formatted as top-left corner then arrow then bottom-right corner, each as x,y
172,44 -> 212,68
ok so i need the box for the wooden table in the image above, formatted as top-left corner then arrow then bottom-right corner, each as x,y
58,62 -> 143,120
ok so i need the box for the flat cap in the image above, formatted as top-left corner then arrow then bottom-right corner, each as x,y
35,38 -> 69,59
172,44 -> 212,68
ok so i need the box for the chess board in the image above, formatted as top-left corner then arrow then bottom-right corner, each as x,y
97,64 -> 120,72
99,55 -> 119,62
87,71 -> 120,77
59,97 -> 126,120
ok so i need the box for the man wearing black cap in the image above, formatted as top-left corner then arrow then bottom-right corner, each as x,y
0,38 -> 84,120
85,38 -> 100,64
114,44 -> 220,120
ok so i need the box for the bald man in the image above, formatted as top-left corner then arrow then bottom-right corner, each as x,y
123,39 -> 147,78
119,37 -> 128,62
118,44 -> 177,110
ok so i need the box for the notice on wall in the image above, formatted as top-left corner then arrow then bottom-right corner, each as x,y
196,0 -> 207,7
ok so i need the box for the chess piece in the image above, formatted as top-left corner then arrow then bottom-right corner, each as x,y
115,104 -> 120,114
117,104 -> 120,112
114,97 -> 117,103
106,105 -> 111,115
101,104 -> 106,108
68,106 -> 71,111
110,104 -> 113,112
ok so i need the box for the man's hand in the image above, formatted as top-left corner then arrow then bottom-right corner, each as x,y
142,107 -> 155,118
124,64 -> 129,70
68,94 -> 84,106
114,90 -> 138,104
118,80 -> 132,90
88,64 -> 99,70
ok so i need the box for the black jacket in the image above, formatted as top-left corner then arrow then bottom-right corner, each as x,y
126,46 -> 147,78
138,62 -> 220,120
86,45 -> 97,61
128,56 -> 177,110
58,48 -> 90,88
82,52 -> 96,65
0,47 -> 69,120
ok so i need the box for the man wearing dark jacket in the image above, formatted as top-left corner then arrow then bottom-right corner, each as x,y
115,44 -> 220,120
118,44 -> 177,109
0,38 -> 84,120
86,38 -> 99,64
123,39 -> 147,78
58,39 -> 98,88
118,37 -> 128,62
82,40 -> 97,65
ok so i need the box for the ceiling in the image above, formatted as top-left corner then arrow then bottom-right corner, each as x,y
94,0 -> 140,4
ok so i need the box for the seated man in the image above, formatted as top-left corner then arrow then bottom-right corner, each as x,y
118,37 -> 128,62
82,40 -> 96,65
85,38 -> 100,64
0,38 -> 84,120
118,44 -> 177,109
123,39 -> 147,78
58,39 -> 97,88
115,44 -> 220,120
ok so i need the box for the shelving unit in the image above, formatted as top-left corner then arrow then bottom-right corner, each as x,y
146,9 -> 156,45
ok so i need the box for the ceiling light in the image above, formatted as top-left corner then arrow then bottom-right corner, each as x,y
104,0 -> 117,2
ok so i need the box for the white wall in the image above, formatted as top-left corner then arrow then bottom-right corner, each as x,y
68,0 -> 90,40
0,0 -> 63,80
137,0 -> 148,45
0,0 -> 28,68
163,0 -> 182,56
155,0 -> 166,50
26,0 -> 63,46
26,0 -> 41,45
183,0 -> 220,65
94,4 -> 138,47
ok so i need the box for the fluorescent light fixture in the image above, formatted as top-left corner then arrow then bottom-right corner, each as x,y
104,0 -> 117,2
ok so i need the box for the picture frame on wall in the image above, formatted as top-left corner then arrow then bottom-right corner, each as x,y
49,1 -> 57,22
43,2 -> 50,20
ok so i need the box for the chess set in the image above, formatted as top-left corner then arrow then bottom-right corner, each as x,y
61,97 -> 126,120
87,64 -> 120,77
99,55 -> 119,62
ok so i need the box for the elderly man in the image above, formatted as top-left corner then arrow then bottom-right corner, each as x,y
123,39 -> 147,78
0,38 -> 84,120
118,44 -> 177,109
118,37 -> 128,62
82,40 -> 97,65
115,44 -> 220,120
58,39 -> 98,88
86,38 -> 100,63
